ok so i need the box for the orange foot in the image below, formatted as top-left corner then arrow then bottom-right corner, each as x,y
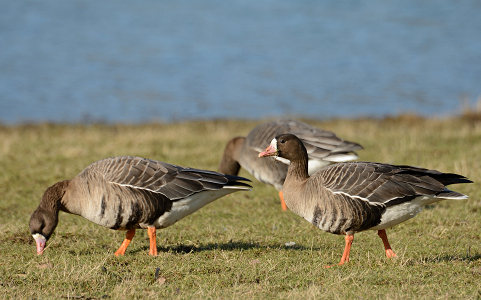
377,230 -> 397,259
114,229 -> 136,256
385,249 -> 397,258
324,234 -> 354,268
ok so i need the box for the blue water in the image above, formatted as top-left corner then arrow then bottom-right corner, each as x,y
1,1 -> 481,124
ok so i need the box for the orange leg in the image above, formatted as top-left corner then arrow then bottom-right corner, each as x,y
325,234 -> 354,268
377,229 -> 397,258
148,227 -> 158,256
279,191 -> 287,211
339,234 -> 354,265
114,229 -> 136,256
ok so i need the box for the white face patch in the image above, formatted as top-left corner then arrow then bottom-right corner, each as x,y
259,138 -> 280,158
270,138 -> 278,151
32,233 -> 46,242
33,233 -> 47,255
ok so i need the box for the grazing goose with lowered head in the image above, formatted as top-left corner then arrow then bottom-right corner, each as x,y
219,120 -> 362,211
29,156 -> 251,256
259,134 -> 471,266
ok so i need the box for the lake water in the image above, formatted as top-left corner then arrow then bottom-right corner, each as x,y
1,1 -> 481,124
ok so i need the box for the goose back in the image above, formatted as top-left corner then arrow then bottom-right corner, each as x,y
246,120 -> 362,163
228,119 -> 362,190
62,156 -> 251,230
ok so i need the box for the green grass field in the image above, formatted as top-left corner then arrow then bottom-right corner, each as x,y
0,117 -> 480,299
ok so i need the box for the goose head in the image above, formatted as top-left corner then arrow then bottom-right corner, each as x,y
29,180 -> 69,255
29,206 -> 58,255
258,134 -> 307,162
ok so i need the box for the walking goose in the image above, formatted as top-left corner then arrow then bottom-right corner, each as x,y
29,156 -> 251,256
259,134 -> 471,266
219,120 -> 362,210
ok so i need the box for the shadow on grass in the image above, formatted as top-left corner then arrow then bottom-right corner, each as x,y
422,254 -> 481,263
130,240 -> 317,254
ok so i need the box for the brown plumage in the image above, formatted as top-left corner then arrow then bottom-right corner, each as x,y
219,120 -> 362,210
259,134 -> 471,266
29,156 -> 251,256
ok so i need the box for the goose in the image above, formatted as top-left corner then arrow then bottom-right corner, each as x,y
219,119 -> 362,211
29,156 -> 251,256
258,134 -> 471,266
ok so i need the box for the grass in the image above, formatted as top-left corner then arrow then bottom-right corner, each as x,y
0,116 -> 480,299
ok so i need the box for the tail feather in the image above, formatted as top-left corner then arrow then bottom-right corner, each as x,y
224,174 -> 252,190
432,173 -> 472,186
397,166 -> 472,186
436,190 -> 469,200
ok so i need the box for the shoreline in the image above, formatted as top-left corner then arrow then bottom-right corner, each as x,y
1,110 -> 481,127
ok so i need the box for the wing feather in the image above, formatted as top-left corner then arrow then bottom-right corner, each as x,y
85,156 -> 251,201
316,162 -> 470,205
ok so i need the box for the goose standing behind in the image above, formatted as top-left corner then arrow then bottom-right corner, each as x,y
29,156 -> 251,256
259,134 -> 471,266
219,120 -> 362,211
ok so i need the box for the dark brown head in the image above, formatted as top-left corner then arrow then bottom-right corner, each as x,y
258,134 -> 308,162
218,137 -> 245,175
29,180 -> 69,255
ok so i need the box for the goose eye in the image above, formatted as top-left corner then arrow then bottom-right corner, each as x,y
280,139 -> 286,144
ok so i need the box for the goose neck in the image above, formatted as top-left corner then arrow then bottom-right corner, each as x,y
286,158 -> 309,182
